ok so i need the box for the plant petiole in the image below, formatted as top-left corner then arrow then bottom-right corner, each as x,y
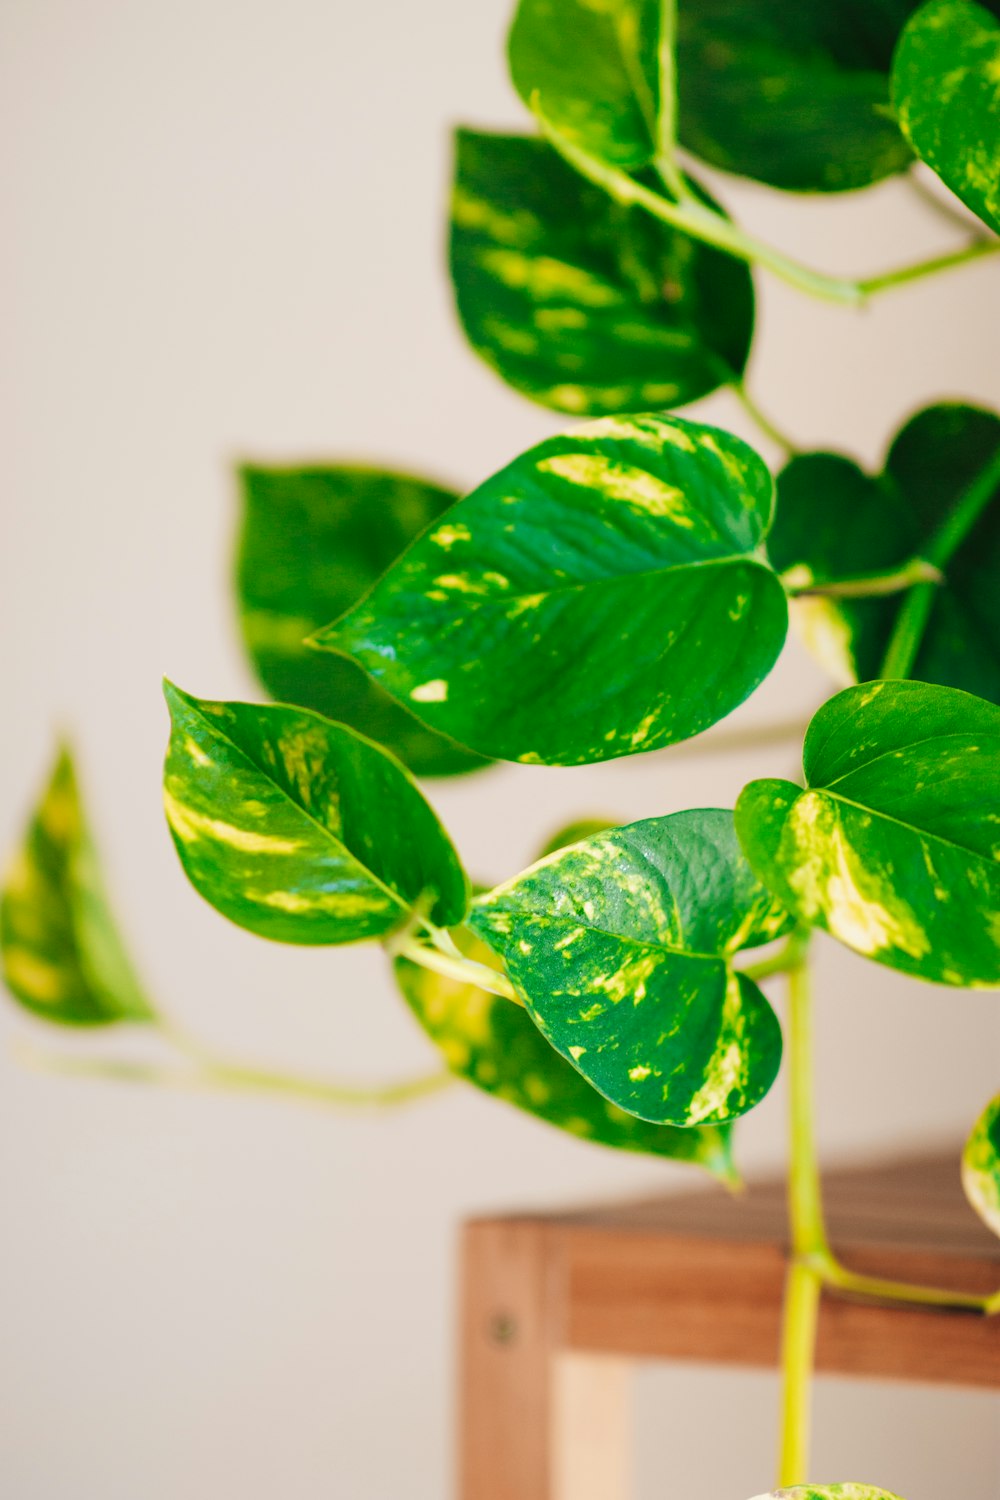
389,931 -> 522,1005
782,556 -> 942,600
807,1250 -> 1000,1315
778,1259 -> 822,1487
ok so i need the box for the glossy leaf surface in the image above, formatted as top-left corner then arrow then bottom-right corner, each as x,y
394,926 -> 736,1179
163,684 -> 468,944
676,0 -> 925,192
736,681 -> 1000,985
236,464 -> 484,777
469,810 -> 788,1126
962,1092 -> 1000,1234
508,0 -> 659,170
1,747 -> 152,1026
769,404 -> 1000,698
449,130 -> 754,416
893,0 -> 1000,233
315,414 -> 787,766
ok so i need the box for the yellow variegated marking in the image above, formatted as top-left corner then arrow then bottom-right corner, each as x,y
163,791 -> 305,856
537,453 -> 691,522
477,249 -> 624,306
410,679 -> 449,703
3,949 -> 70,1005
430,522 -> 472,549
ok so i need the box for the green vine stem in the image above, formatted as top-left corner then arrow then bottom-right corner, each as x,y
782,556 -> 943,600
729,379 -> 799,457
389,931 -> 522,1004
15,1039 -> 455,1112
654,0 -> 690,204
537,115 -> 1000,306
778,1258 -> 822,1487
881,443 -> 1000,677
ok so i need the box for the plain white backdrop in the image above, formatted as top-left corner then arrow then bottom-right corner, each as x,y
1,1 -> 998,1495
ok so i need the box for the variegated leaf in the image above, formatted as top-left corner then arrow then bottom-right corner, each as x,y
750,1487 -> 905,1500
676,0 -> 931,193
962,1091 -> 1000,1235
313,414 -> 787,767
893,0 -> 1000,234
449,130 -> 755,416
1,746 -> 152,1026
736,680 -> 1000,986
163,684 -> 468,944
394,925 -> 737,1180
508,0 -> 659,170
769,403 -> 1000,699
469,810 -> 789,1127
236,464 -> 486,777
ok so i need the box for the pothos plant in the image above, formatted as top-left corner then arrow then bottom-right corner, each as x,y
3,0 -> 1000,1495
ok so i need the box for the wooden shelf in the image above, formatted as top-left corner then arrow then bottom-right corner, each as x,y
457,1152 -> 1000,1500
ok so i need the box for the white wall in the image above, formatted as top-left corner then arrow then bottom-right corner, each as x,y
1,2 -> 997,1496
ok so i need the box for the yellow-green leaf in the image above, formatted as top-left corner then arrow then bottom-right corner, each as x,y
750,1487 -> 905,1500
313,413 -> 787,767
1,746 -> 152,1026
394,926 -> 737,1180
469,810 -> 789,1126
163,684 -> 468,944
893,0 -> 1000,234
962,1092 -> 1000,1235
736,680 -> 1000,986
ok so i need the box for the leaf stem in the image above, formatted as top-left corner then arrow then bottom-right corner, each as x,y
880,443 -> 1000,678
537,114 -> 1000,305
654,0 -> 690,203
777,1259 -> 822,1487
787,945 -> 829,1258
782,556 -> 943,600
729,380 -> 799,456
390,932 -> 522,1005
14,1039 -> 455,1111
740,930 -> 811,984
809,1254 -> 999,1314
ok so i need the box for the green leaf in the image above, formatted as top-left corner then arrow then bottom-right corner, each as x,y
736,680 -> 1000,986
469,810 -> 789,1126
893,0 -> 1000,233
394,926 -> 737,1180
508,0 -> 659,171
676,0 -> 929,192
769,404 -> 1000,699
162,683 -> 469,944
449,129 -> 755,416
313,413 -> 787,767
750,1488 -> 905,1500
962,1091 -> 1000,1235
236,464 -> 486,777
1,746 -> 153,1026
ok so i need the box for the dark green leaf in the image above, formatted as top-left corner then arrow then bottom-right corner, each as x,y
893,0 -> 1000,233
236,464 -> 486,777
313,413 -> 787,766
508,0 -> 659,170
769,403 -> 1000,700
163,683 -> 468,944
736,680 -> 1000,985
962,1091 -> 1000,1234
469,810 -> 788,1126
676,0 -> 930,192
449,130 -> 754,416
394,926 -> 737,1179
1,746 -> 152,1026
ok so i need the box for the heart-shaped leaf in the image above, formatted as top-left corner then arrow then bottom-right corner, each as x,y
313,414 -> 787,766
449,130 -> 755,416
769,403 -> 1000,698
962,1091 -> 1000,1235
676,0 -> 933,193
736,680 -> 1000,986
163,684 -> 468,944
893,0 -> 1000,233
1,746 -> 152,1026
750,1488 -> 904,1500
236,464 -> 486,777
394,926 -> 737,1180
508,0 -> 659,171
469,810 -> 789,1126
